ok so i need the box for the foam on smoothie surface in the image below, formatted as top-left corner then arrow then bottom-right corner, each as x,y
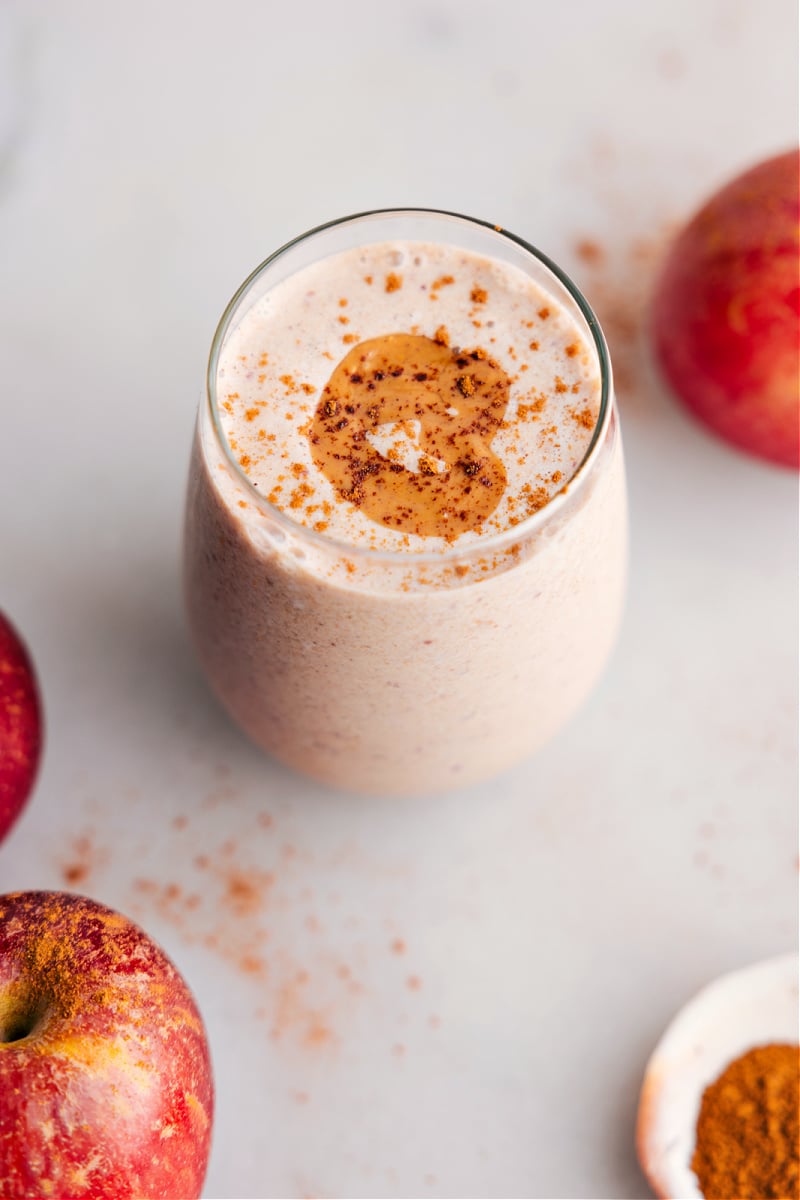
215,242 -> 600,552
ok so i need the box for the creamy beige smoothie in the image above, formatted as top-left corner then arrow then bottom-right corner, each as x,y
184,210 -> 627,795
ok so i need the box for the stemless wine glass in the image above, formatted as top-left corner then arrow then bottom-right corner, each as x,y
183,209 -> 627,795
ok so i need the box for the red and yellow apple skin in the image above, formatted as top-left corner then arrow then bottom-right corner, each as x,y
651,150 -> 800,468
0,891 -> 214,1200
0,614 -> 43,846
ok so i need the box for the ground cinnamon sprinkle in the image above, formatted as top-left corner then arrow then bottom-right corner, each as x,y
521,483 -> 549,514
470,286 -> 488,304
433,325 -> 450,346
571,407 -> 595,429
59,833 -> 107,888
2,896 -> 131,1022
289,483 -> 313,509
385,272 -> 402,293
517,396 -> 546,420
570,224 -> 674,398
23,934 -> 90,1018
575,238 -> 605,266
691,1044 -> 799,1199
223,868 -> 274,917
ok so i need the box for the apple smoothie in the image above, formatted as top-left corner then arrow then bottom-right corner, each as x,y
184,210 -> 627,794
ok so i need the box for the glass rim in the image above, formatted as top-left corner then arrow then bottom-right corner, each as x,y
206,206 -> 615,566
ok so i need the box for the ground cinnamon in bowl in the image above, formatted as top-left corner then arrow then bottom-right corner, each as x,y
691,1043 -> 799,1199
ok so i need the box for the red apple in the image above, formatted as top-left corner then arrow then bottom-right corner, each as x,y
651,150 -> 800,467
0,613 -> 42,845
0,891 -> 214,1199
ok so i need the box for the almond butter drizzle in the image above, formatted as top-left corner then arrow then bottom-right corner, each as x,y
309,333 -> 511,539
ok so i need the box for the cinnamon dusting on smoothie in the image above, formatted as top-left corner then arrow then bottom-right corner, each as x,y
571,406 -> 595,429
214,241 -> 603,552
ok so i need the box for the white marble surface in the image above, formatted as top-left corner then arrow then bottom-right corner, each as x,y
0,2 -> 797,1197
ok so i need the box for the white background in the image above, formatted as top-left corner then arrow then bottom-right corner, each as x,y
0,2 -> 797,1197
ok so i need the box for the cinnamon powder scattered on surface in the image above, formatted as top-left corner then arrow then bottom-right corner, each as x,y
575,239 -> 605,267
124,818 -> 431,1061
59,831 -> 109,889
54,781 -> 435,1082
572,227 -> 674,398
